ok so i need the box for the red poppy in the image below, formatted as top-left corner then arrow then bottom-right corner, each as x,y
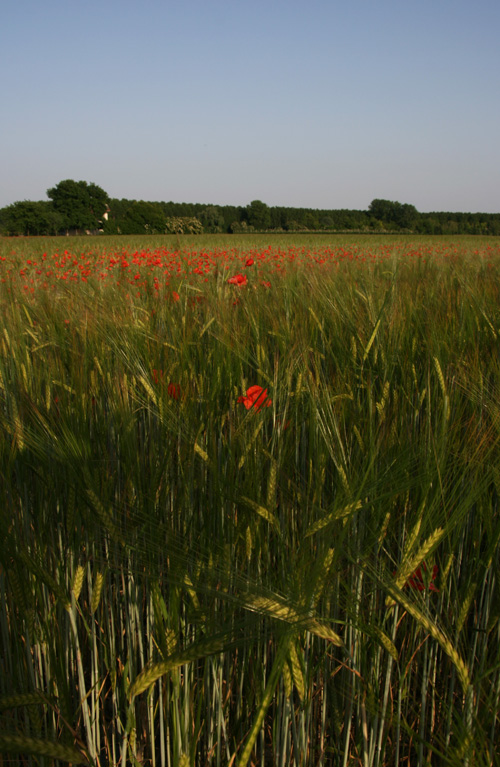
407,563 -> 439,592
168,382 -> 180,400
172,291 -> 180,302
153,368 -> 164,385
245,258 -> 254,267
237,385 -> 272,412
228,274 -> 247,286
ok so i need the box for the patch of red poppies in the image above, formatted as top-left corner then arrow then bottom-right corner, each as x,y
407,563 -> 439,592
237,385 -> 272,412
228,274 -> 247,286
167,382 -> 181,400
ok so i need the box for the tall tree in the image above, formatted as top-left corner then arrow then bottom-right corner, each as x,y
246,200 -> 271,230
368,198 -> 419,230
200,205 -> 225,233
47,179 -> 109,233
0,200 -> 62,236
119,201 -> 167,234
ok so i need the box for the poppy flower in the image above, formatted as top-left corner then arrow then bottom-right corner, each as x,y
245,258 -> 254,267
228,274 -> 247,286
407,563 -> 439,592
237,385 -> 272,412
153,369 -> 164,385
167,383 -> 180,400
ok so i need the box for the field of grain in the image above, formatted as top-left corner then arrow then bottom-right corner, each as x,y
1,233 -> 500,766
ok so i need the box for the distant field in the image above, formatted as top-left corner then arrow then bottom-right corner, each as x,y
1,233 -> 500,766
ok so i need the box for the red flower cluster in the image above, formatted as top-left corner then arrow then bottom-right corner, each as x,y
228,274 -> 247,286
237,385 -> 272,412
407,563 -> 439,592
152,369 -> 164,384
8,242 -> 498,297
152,370 -> 180,400
167,382 -> 180,400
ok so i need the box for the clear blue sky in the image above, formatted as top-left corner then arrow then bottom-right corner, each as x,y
2,0 -> 499,212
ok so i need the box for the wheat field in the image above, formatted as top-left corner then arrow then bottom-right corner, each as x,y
1,234 -> 500,766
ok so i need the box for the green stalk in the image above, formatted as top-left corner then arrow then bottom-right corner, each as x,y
235,636 -> 290,767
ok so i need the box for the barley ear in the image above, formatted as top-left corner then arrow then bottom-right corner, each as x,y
72,565 -> 85,602
0,734 -> 88,764
386,583 -> 470,693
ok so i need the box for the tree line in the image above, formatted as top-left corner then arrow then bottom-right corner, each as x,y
1,179 -> 499,236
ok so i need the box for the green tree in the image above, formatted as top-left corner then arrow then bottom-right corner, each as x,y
304,211 -> 320,230
246,200 -> 271,230
368,199 -> 419,230
200,206 -> 225,233
393,202 -> 418,229
47,179 -> 109,233
319,215 -> 334,230
269,206 -> 288,229
368,199 -> 399,224
119,201 -> 167,234
0,200 -> 63,236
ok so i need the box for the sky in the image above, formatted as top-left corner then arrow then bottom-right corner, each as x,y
1,0 -> 499,213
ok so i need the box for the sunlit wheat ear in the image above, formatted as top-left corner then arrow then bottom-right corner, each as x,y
240,496 -> 280,532
351,334 -> 357,360
138,373 -> 157,403
403,506 -> 424,557
20,361 -> 29,391
371,624 -> 398,662
456,580 -> 476,637
193,440 -> 209,463
304,501 -> 363,538
363,318 -> 381,361
353,424 -> 365,453
378,509 -> 391,544
90,570 -> 104,613
433,355 -> 450,420
375,379 -> 390,419
129,635 -> 229,700
266,455 -> 278,509
311,547 -> 335,607
11,397 -> 25,451
282,656 -> 293,698
288,639 -> 306,703
244,594 -> 343,646
389,581 -> 471,694
389,526 -> 445,605
3,327 -> 12,352
71,564 -> 85,601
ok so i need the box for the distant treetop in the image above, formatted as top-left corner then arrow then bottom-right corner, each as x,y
47,179 -> 110,233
